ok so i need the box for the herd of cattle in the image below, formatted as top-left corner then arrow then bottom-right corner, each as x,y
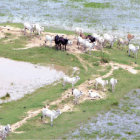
23,22 -> 139,60
0,22 -> 138,139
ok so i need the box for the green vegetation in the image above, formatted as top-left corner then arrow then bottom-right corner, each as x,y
0,13 -> 5,16
84,2 -> 111,9
100,52 -> 110,63
130,0 -> 140,4
0,22 -> 24,28
39,0 -> 62,2
69,0 -> 84,2
0,93 -> 10,100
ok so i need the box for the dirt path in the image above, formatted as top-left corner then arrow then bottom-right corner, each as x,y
110,62 -> 138,74
75,55 -> 88,71
0,25 -> 22,42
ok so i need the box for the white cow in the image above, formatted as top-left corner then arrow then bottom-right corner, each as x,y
88,90 -> 101,98
24,22 -> 35,35
95,77 -> 108,91
63,76 -> 80,88
45,35 -> 55,47
75,27 -> 83,37
41,107 -> 61,126
77,36 -> 85,48
84,41 -> 95,54
72,88 -> 83,104
110,78 -> 117,92
128,44 -> 139,60
34,24 -> 44,36
0,124 -> 11,140
118,38 -> 128,48
103,33 -> 116,48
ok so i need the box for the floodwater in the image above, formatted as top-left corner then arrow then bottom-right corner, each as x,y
0,0 -> 140,40
0,57 -> 65,104
67,89 -> 140,139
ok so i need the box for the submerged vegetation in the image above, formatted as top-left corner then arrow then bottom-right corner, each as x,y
84,2 -> 111,8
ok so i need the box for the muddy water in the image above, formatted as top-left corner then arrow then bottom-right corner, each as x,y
67,89 -> 140,139
0,0 -> 140,41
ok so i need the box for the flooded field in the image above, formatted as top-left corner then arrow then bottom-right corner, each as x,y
0,0 -> 140,40
0,57 -> 65,104
67,89 -> 140,139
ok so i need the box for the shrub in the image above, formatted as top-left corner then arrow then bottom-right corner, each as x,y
1,93 -> 10,100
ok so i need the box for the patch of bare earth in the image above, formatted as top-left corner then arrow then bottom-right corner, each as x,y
0,26 -> 22,43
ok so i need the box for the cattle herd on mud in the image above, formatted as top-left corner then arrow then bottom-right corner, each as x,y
0,22 -> 138,139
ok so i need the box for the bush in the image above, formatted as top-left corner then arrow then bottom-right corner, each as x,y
1,93 -> 10,100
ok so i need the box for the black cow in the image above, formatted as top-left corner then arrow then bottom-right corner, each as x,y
59,37 -> 69,51
54,35 -> 69,51
86,35 -> 96,43
54,35 -> 61,50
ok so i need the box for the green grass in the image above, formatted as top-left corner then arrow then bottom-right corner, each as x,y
39,0 -> 62,2
0,13 -> 5,16
84,2 -> 111,9
0,22 -> 23,28
45,26 -> 74,35
130,0 -> 140,4
69,0 -> 84,2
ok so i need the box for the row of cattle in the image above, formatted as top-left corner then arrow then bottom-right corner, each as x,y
24,23 -> 139,61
